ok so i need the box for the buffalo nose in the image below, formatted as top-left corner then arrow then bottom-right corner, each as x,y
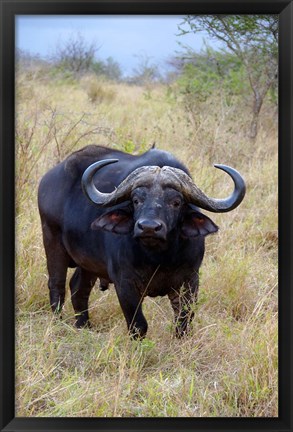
137,219 -> 163,233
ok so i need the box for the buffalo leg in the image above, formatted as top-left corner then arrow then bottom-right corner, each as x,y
115,284 -> 148,339
168,274 -> 199,337
42,224 -> 70,313
69,267 -> 97,328
99,277 -> 110,291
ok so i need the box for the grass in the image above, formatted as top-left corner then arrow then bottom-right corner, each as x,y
15,72 -> 278,417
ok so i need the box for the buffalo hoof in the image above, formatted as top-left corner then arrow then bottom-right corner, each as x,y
75,314 -> 91,329
175,324 -> 191,338
99,278 -> 109,291
129,324 -> 148,340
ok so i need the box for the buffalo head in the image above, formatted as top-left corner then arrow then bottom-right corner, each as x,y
81,159 -> 246,250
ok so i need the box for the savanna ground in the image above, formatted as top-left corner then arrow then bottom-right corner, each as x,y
15,71 -> 278,417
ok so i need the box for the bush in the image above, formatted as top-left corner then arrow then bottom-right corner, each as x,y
82,75 -> 116,104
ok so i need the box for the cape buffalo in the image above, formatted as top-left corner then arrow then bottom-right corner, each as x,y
38,145 -> 245,338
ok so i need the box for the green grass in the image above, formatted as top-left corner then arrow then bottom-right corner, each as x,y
15,72 -> 278,417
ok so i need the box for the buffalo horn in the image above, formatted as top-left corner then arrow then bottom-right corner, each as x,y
160,164 -> 246,212
82,160 -> 160,206
82,159 -> 246,212
81,159 -> 119,205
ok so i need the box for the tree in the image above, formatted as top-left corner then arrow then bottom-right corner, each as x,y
51,34 -> 123,82
52,32 -> 99,75
130,53 -> 161,85
169,47 -> 246,100
102,57 -> 123,81
179,15 -> 278,139
91,57 -> 122,81
16,48 -> 49,73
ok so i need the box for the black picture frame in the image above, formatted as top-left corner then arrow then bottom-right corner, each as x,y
1,1 -> 292,431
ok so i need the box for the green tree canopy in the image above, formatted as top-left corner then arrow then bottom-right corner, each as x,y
179,15 -> 278,138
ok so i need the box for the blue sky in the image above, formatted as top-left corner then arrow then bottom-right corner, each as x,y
16,15 -> 212,76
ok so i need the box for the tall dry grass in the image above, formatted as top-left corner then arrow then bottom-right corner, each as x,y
15,73 -> 278,417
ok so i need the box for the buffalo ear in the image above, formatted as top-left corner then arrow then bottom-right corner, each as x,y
181,208 -> 218,238
91,209 -> 133,234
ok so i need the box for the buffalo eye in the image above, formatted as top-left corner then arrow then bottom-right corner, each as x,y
132,196 -> 143,207
170,199 -> 182,208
